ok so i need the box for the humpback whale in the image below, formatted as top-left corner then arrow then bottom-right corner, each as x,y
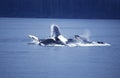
28,24 -> 67,46
28,24 -> 110,47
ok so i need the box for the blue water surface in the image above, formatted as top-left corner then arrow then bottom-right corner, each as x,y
0,18 -> 120,78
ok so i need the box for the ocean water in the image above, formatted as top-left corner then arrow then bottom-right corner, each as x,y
0,18 -> 120,78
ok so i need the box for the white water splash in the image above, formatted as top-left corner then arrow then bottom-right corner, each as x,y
80,29 -> 91,42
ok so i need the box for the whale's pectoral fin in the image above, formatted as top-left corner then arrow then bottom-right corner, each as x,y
50,24 -> 61,39
28,34 -> 40,44
58,35 -> 68,44
50,24 -> 68,44
28,35 -> 39,41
